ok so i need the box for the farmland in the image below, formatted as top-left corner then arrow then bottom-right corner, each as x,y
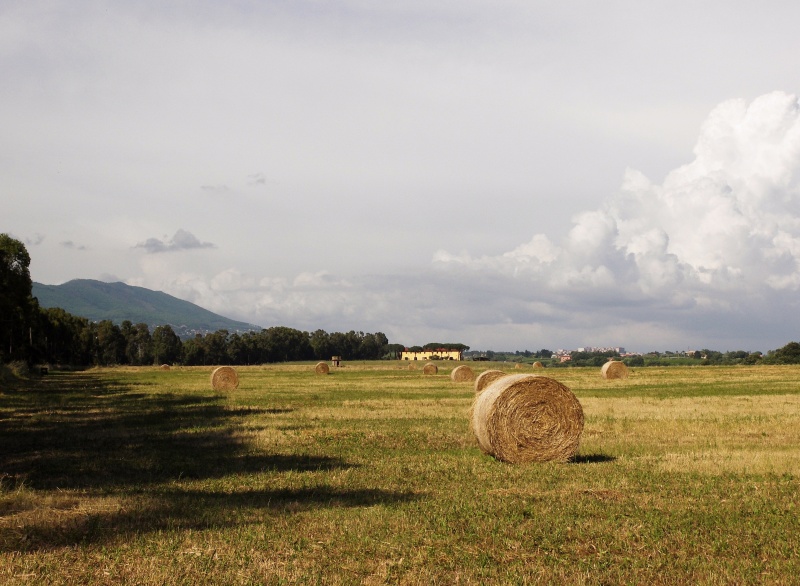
2,363 -> 799,584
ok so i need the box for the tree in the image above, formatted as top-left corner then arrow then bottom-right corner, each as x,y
0,234 -> 34,362
122,321 -> 153,365
766,341 -> 800,364
309,329 -> 334,360
95,320 -> 125,366
260,327 -> 313,362
181,335 -> 206,365
37,306 -> 92,365
384,343 -> 405,360
152,325 -> 182,365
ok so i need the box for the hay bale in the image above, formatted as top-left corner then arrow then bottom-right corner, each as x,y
450,364 -> 475,382
601,360 -> 628,379
474,369 -> 507,395
514,363 -> 522,369
210,366 -> 239,391
160,364 -> 170,371
315,362 -> 330,375
422,362 -> 438,375
532,361 -> 544,369
471,374 -> 584,463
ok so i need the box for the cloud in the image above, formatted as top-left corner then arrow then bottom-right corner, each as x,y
425,91 -> 800,349
60,240 -> 87,250
436,92 -> 800,288
24,234 -> 45,246
247,173 -> 266,186
131,92 -> 800,352
134,229 -> 216,254
200,185 -> 232,195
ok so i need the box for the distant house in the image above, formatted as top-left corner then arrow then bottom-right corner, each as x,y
401,348 -> 463,361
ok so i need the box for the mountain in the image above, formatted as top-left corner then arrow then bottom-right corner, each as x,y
33,279 -> 261,338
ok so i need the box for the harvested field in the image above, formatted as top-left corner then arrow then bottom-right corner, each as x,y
2,363 -> 800,584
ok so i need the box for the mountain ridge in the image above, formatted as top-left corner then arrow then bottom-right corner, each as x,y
33,279 -> 261,338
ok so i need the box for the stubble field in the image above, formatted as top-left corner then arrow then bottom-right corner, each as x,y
1,362 -> 799,584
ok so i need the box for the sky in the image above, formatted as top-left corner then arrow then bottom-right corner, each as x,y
4,1 -> 800,353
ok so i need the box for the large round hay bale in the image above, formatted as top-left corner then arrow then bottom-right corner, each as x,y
450,365 -> 475,382
474,369 -> 507,395
471,374 -> 584,463
210,366 -> 239,391
160,364 -> 170,371
422,362 -> 438,375
601,360 -> 628,379
315,362 -> 330,375
532,361 -> 544,369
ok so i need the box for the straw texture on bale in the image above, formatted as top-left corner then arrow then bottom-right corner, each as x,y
450,364 -> 475,382
601,360 -> 629,379
422,362 -> 438,375
315,362 -> 330,375
210,366 -> 239,391
474,369 -> 507,395
532,361 -> 544,368
471,374 -> 584,463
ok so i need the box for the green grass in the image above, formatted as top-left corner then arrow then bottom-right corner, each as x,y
2,362 -> 800,584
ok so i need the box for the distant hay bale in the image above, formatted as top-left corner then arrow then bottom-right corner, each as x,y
315,362 -> 330,375
210,366 -> 239,391
408,362 -> 417,370
423,362 -> 438,375
532,361 -> 544,369
471,374 -> 584,463
474,369 -> 507,395
450,365 -> 475,383
160,364 -> 170,371
514,363 -> 522,369
601,360 -> 628,379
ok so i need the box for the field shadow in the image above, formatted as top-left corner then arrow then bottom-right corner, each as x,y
0,372 -> 424,552
0,485 -> 421,552
571,453 -> 617,464
0,372 -> 342,492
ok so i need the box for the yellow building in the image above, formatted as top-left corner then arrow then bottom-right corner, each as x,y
401,349 -> 463,361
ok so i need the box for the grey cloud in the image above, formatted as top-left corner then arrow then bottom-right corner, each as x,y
60,240 -> 87,250
247,173 -> 266,186
134,229 -> 215,254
